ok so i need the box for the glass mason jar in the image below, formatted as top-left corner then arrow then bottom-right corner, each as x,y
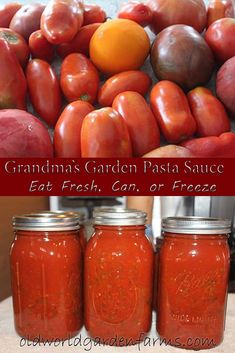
157,217 -> 231,350
10,214 -> 83,342
32,210 -> 87,253
84,208 -> 154,346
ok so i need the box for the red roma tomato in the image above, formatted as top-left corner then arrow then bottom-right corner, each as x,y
60,53 -> 99,104
0,28 -> 29,67
147,0 -> 207,34
26,59 -> 62,126
98,70 -> 152,107
181,132 -> 235,157
41,0 -> 84,44
205,18 -> 235,63
57,23 -> 101,59
113,92 -> 160,156
150,81 -> 196,143
10,3 -> 45,40
81,108 -> 132,157
54,100 -> 94,157
188,87 -> 230,137
143,145 -> 194,158
118,1 -> 153,27
29,30 -> 54,62
83,4 -> 106,25
0,3 -> 22,28
207,0 -> 234,28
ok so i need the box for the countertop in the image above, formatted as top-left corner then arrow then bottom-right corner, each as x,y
0,295 -> 234,353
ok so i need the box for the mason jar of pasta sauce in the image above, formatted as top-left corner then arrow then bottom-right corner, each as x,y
157,217 -> 231,350
10,214 -> 83,342
84,208 -> 154,346
32,210 -> 87,252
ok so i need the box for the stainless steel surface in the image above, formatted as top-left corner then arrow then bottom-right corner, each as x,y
162,216 -> 232,234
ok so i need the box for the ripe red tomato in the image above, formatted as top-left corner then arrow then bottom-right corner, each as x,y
0,28 -> 29,67
60,53 -> 100,104
40,0 -> 84,44
205,18 -> 235,63
29,30 -> 54,62
26,59 -> 62,126
0,2 -> 22,28
147,0 -> 207,34
83,4 -> 106,25
81,108 -> 132,157
207,0 -> 234,28
57,23 -> 101,59
150,80 -> 197,143
216,56 -> 235,116
144,145 -> 194,158
118,1 -> 153,27
113,92 -> 160,156
98,70 -> 152,107
54,100 -> 94,157
188,87 -> 230,137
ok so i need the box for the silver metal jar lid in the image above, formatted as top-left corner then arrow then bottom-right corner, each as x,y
29,210 -> 86,223
93,208 -> 147,226
13,213 -> 80,231
162,217 -> 231,235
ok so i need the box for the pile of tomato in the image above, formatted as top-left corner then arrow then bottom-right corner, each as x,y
0,0 -> 235,158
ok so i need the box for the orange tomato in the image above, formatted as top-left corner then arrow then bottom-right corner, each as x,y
89,19 -> 150,75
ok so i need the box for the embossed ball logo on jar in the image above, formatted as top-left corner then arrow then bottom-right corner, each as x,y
93,260 -> 138,324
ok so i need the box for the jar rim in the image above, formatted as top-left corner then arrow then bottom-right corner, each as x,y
13,213 -> 80,231
162,216 -> 231,235
93,208 -> 147,226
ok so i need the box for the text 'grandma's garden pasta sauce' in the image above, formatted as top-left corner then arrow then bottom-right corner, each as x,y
10,214 -> 83,342
157,217 -> 231,350
84,208 -> 154,346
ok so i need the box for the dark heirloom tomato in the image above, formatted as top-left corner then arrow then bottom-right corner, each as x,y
10,3 -> 45,40
0,2 -> 22,28
54,100 -> 94,157
0,38 -> 26,110
57,23 -> 101,59
113,92 -> 160,157
207,0 -> 234,28
150,81 -> 196,143
26,59 -> 62,127
181,132 -> 235,157
83,4 -> 106,25
81,108 -> 132,157
41,0 -> 84,44
0,28 -> 29,67
151,24 -> 215,90
60,53 -> 99,104
85,209 -> 153,345
216,56 -> 235,116
29,30 -> 54,62
118,1 -> 153,27
188,87 -> 230,137
98,70 -> 152,107
147,0 -> 207,34
205,18 -> 235,63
